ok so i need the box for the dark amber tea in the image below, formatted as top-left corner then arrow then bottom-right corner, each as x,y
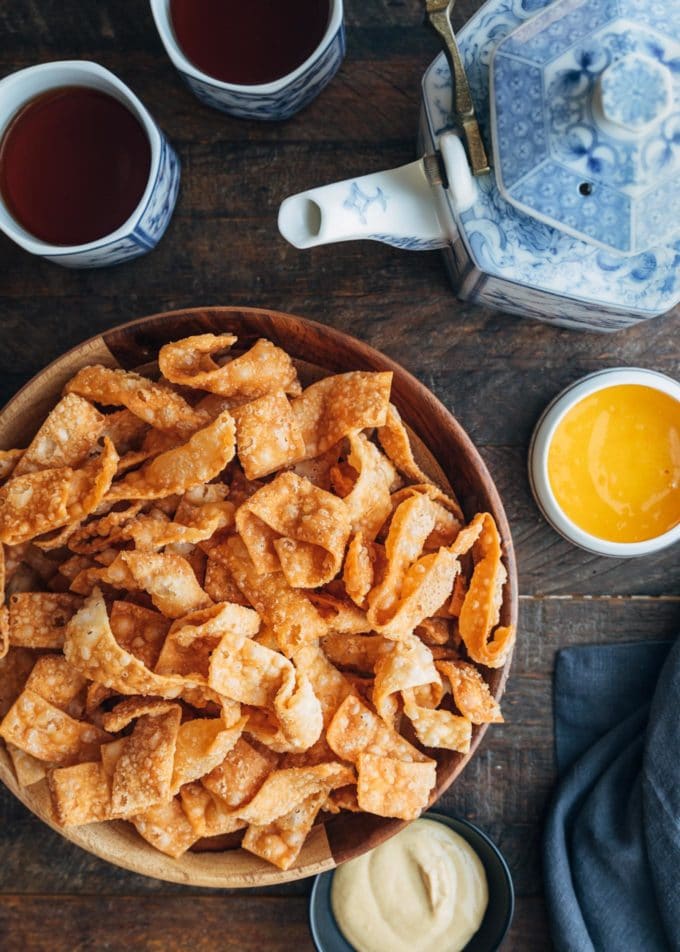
170,0 -> 330,86
0,87 -> 151,246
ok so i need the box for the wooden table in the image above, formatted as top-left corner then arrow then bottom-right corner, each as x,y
0,1 -> 678,949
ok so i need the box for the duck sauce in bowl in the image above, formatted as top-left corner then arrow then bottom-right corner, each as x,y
529,369 -> 680,557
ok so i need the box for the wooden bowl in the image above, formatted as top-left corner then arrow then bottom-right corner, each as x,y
0,306 -> 518,887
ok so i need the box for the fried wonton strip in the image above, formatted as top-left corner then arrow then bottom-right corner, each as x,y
109,600 -> 170,670
0,450 -> 23,484
49,761 -> 112,825
98,551 -> 212,618
237,472 -> 351,589
375,549 -> 460,641
341,433 -> 396,541
25,655 -> 87,716
343,533 -> 375,606
292,644 -> 354,727
401,689 -> 472,753
327,694 -> 430,765
356,753 -> 436,820
234,763 -> 355,826
171,714 -> 248,794
0,468 -> 71,545
0,689 -> 111,764
437,661 -> 503,724
110,706 -> 182,817
64,589 -> 194,699
160,335 -> 301,400
105,409 -> 236,502
214,537 -> 327,655
292,371 -> 393,458
14,394 -> 105,476
390,484 -> 465,547
7,742 -> 46,786
66,503 -> 144,555
377,403 -> 436,486
179,783 -> 248,838
203,558 -> 249,604
366,494 -> 438,627
241,788 -> 327,871
65,364 -> 207,435
7,592 -> 83,649
209,633 -> 323,753
373,637 -> 440,726
123,501 -> 235,550
132,797 -> 199,857
457,514 -> 515,668
201,737 -> 276,809
233,389 -> 305,480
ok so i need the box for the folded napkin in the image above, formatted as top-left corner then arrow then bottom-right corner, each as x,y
543,638 -> 680,952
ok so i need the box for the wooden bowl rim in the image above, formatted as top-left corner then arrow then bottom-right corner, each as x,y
0,305 -> 518,887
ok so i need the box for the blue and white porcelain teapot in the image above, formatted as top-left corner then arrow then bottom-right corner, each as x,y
278,0 -> 680,332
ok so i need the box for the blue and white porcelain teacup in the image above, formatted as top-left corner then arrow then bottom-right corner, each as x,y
279,0 -> 680,332
0,60 -> 180,269
149,0 -> 345,121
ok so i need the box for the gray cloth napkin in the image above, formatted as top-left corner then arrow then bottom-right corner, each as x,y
543,638 -> 680,952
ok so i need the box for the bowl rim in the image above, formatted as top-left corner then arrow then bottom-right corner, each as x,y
0,305 -> 518,887
308,809 -> 515,952
528,367 -> 680,557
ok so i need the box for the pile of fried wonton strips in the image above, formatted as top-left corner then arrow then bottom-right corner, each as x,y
0,333 -> 515,870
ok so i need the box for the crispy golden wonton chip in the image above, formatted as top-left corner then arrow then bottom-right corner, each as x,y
64,589 -> 193,699
109,705 -> 181,817
105,410 -> 235,502
367,494 -> 438,628
215,537 -> 327,655
377,403 -> 434,486
373,637 -> 439,725
292,372 -> 392,458
132,797 -> 199,857
49,761 -> 112,825
321,632 -> 385,674
202,737 -> 277,808
401,689 -> 472,754
97,551 -> 212,618
343,533 -> 375,606
7,742 -> 46,786
340,433 -> 396,541
0,689 -> 111,764
109,600 -> 170,670
457,514 -> 515,668
235,762 -> 354,826
437,660 -> 503,724
237,472 -> 351,588
159,335 -> 301,402
65,365 -> 207,436
233,390 -> 305,480
376,549 -> 460,641
25,654 -> 87,717
241,787 -> 327,870
0,648 -> 35,718
8,592 -> 83,649
179,782 -> 247,838
356,753 -> 436,820
15,394 -> 105,477
171,714 -> 248,794
327,695 -> 431,766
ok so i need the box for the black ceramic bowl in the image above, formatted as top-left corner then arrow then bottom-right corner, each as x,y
308,811 -> 515,952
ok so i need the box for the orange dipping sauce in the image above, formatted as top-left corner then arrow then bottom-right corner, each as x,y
547,384 -> 680,543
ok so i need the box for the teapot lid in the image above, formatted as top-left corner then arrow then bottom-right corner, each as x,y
489,0 -> 680,256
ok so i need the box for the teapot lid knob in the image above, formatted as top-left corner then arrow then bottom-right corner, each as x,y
597,53 -> 674,137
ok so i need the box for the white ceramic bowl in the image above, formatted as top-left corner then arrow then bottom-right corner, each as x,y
528,367 -> 680,558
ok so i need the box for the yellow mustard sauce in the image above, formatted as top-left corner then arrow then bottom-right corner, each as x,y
330,818 -> 488,952
547,384 -> 680,543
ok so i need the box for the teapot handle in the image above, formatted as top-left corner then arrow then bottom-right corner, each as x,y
278,157 -> 451,251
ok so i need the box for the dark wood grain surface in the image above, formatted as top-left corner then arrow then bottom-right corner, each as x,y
0,1 -> 678,950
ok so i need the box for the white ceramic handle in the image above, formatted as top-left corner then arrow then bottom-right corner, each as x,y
278,158 -> 450,251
